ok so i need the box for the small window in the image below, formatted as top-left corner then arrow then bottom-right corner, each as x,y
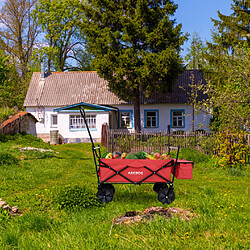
51,115 -> 58,127
145,110 -> 158,128
120,111 -> 132,128
172,110 -> 184,128
70,115 -> 96,130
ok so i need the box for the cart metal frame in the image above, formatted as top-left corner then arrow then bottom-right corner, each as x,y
79,106 -> 180,204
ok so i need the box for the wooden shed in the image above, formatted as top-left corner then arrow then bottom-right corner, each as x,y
0,112 -> 38,136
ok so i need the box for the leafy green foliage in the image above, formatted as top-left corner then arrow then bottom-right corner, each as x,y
34,0 -> 88,72
211,0 -> 250,48
55,185 -> 101,210
0,51 -> 23,109
81,0 -> 187,131
215,132 -> 249,168
0,0 -> 39,81
184,32 -> 206,69
200,0 -> 250,132
204,44 -> 250,132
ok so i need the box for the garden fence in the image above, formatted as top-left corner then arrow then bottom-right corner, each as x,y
105,129 -> 250,164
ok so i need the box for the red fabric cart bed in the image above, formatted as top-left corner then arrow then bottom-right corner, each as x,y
99,158 -> 193,183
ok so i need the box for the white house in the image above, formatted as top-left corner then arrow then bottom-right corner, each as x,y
24,70 -> 211,143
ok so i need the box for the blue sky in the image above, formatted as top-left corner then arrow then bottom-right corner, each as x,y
174,0 -> 233,56
0,0 -> 233,57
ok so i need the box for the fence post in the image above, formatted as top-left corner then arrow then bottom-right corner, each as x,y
101,123 -> 108,148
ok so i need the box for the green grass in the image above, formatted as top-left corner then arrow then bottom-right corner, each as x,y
0,134 -> 249,249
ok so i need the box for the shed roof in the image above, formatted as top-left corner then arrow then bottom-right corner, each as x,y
0,112 -> 38,130
24,70 -> 207,107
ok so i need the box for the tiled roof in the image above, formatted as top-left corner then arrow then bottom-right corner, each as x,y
24,70 -> 207,107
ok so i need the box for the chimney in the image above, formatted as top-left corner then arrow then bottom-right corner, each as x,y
41,60 -> 45,80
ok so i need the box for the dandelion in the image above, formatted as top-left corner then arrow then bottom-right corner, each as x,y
241,205 -> 243,208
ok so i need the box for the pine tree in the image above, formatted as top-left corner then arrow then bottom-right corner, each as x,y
81,0 -> 187,132
184,32 -> 206,69
202,0 -> 250,132
211,0 -> 250,49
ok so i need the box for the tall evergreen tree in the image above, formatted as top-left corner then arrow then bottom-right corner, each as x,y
202,0 -> 250,132
81,0 -> 187,132
211,0 -> 250,49
184,32 -> 206,69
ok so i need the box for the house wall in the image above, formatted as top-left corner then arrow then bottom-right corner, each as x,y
116,103 -> 211,132
26,106 -> 109,143
26,103 -> 211,143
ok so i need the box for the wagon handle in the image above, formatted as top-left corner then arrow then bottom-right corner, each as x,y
79,106 -> 101,158
79,106 -> 101,183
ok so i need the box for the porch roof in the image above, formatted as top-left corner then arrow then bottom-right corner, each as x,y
54,102 -> 117,113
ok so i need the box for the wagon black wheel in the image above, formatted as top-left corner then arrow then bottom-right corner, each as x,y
153,183 -> 167,193
157,187 -> 175,205
96,187 -> 114,203
101,184 -> 115,195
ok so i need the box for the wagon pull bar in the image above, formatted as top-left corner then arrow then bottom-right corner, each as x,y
79,106 -> 95,147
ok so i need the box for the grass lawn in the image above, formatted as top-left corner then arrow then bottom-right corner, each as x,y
0,134 -> 249,249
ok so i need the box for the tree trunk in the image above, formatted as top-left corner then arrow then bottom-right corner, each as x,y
134,88 -> 141,133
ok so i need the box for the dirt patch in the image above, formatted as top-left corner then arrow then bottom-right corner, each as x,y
113,206 -> 199,225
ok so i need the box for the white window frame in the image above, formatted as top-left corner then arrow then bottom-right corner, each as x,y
69,114 -> 96,130
119,111 -> 132,128
51,114 -> 58,127
145,110 -> 158,128
172,110 -> 184,128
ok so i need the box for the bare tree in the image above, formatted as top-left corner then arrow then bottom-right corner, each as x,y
0,0 -> 40,82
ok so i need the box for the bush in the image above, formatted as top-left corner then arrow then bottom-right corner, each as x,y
215,132 -> 249,168
54,185 -> 101,210
0,152 -> 19,166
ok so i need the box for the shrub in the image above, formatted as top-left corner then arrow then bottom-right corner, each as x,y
215,132 -> 249,168
55,185 -> 101,210
0,152 -> 19,166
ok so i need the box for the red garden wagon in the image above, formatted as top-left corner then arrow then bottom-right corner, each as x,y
79,106 -> 193,204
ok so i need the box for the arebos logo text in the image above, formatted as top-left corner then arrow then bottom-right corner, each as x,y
128,171 -> 143,175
